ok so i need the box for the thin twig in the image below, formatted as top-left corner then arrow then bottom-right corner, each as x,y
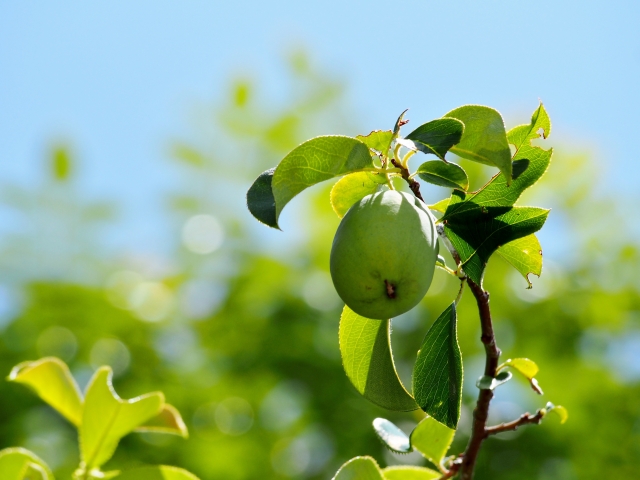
460,278 -> 501,480
485,410 -> 545,437
391,158 -> 424,202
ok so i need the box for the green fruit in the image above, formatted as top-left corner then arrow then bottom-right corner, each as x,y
330,190 -> 438,320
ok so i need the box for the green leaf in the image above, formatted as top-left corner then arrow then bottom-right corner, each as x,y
476,371 -> 512,390
81,367 -> 164,469
271,136 -> 373,224
545,402 -> 568,424
416,161 -> 469,191
0,448 -> 54,480
412,303 -> 463,429
428,198 -> 450,214
372,418 -> 411,454
508,102 -> 551,153
393,110 -> 409,138
497,235 -> 543,288
8,357 -> 83,426
52,146 -> 71,181
356,130 -> 394,156
443,205 -> 550,285
405,118 -> 464,159
330,171 -> 386,218
333,457 -> 385,480
135,404 -> 189,438
499,358 -> 543,394
499,358 -> 539,379
246,168 -> 278,229
339,306 -> 418,411
114,466 -> 200,480
382,466 -> 440,480
444,105 -> 512,183
410,416 -> 455,465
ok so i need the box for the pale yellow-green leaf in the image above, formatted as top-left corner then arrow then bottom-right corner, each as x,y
382,466 -> 440,480
356,130 -> 393,155
497,235 -> 543,288
8,357 -> 83,426
339,306 -> 418,411
332,456 -> 385,480
330,172 -> 385,218
0,448 -> 54,480
81,367 -> 164,469
548,405 -> 568,424
498,358 -> 539,379
428,198 -> 450,214
114,465 -> 200,480
135,404 -> 188,438
410,416 -> 455,465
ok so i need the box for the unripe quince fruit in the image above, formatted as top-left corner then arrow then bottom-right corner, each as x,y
330,190 -> 438,320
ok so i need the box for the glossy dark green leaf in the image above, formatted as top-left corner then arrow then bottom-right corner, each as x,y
372,418 -> 411,453
339,307 -> 418,411
497,234 -> 543,288
410,416 -> 455,465
246,168 -> 278,229
416,161 -> 468,190
443,205 -> 549,285
405,118 -> 464,159
332,456 -> 385,480
412,303 -> 462,429
330,171 -> 386,218
444,105 -> 512,183
356,130 -> 394,156
272,136 -> 373,223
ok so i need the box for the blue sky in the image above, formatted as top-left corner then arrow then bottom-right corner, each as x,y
1,1 -> 639,256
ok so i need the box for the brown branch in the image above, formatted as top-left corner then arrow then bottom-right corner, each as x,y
485,410 -> 545,436
459,278 -> 502,480
391,158 -> 424,202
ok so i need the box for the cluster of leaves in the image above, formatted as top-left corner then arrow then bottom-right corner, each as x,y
247,103 -> 568,477
0,358 -> 196,480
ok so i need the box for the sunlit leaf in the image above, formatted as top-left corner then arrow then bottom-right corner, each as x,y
382,466 -> 440,480
332,456 -> 385,480
246,168 -> 278,229
412,303 -> 462,429
135,404 -> 188,438
428,198 -> 450,214
272,136 -> 373,223
339,306 -> 418,411
410,416 -> 455,465
330,171 -> 386,218
416,161 -> 468,191
405,118 -> 464,159
0,448 -> 53,480
8,357 -> 83,426
52,146 -> 71,181
545,402 -> 568,424
81,367 -> 164,469
443,205 -> 549,285
498,358 -> 539,379
476,371 -> 512,390
444,105 -> 512,183
508,102 -> 551,153
372,418 -> 411,453
497,235 -> 543,288
114,466 -> 200,480
356,130 -> 393,156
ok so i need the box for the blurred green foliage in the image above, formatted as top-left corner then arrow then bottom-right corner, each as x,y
0,53 -> 639,479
